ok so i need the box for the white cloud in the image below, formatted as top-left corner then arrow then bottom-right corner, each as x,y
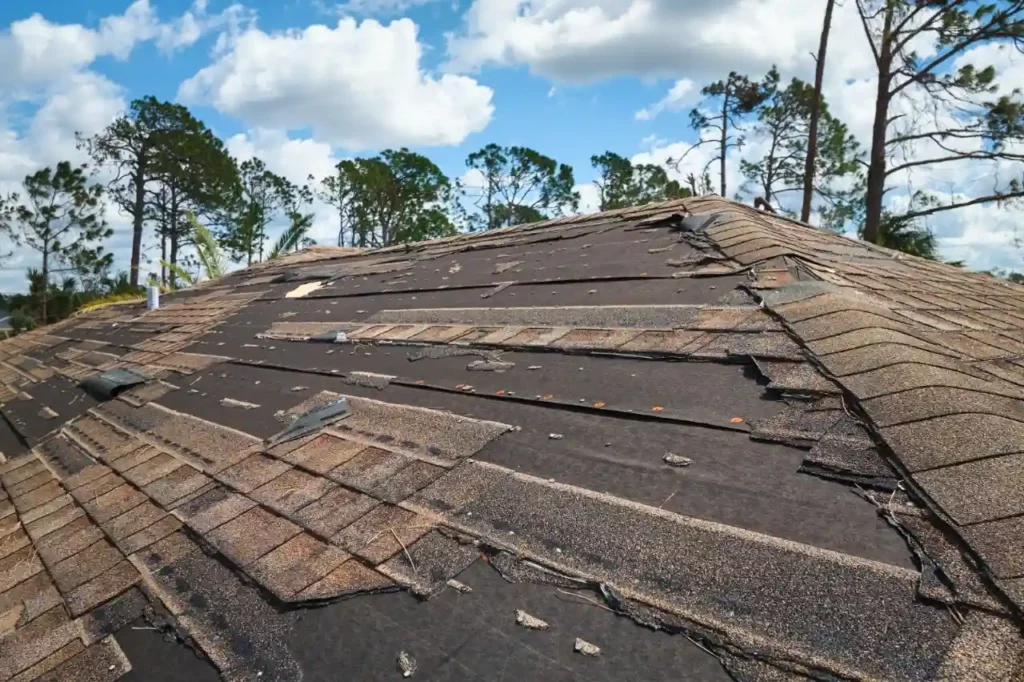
336,0 -> 442,16
445,0 -> 875,86
226,128 -> 341,187
179,17 -> 495,150
635,78 -> 694,120
576,182 -> 600,213
0,1 -> 163,89
28,73 -> 126,165
156,1 -> 255,54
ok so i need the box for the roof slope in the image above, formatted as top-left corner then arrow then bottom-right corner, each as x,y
0,196 -> 1021,681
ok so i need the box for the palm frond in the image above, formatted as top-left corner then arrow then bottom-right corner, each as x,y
269,212 -> 315,260
186,212 -> 227,280
159,260 -> 197,289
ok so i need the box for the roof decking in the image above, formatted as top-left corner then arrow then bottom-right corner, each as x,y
0,195 -> 1022,681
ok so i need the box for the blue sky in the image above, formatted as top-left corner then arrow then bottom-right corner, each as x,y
1,0 -> 671,191
1,0 -> 1022,290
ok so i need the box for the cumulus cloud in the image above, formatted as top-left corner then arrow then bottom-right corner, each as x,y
179,17 -> 495,150
635,78 -> 695,121
155,1 -> 255,54
445,0 -> 874,86
336,0 -> 443,16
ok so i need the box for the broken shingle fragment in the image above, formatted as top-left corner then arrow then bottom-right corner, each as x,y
574,638 -> 601,656
515,609 -> 549,631
663,453 -> 693,467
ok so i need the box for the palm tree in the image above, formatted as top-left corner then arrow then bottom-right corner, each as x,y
874,213 -> 938,260
268,211 -> 315,260
161,212 -> 228,288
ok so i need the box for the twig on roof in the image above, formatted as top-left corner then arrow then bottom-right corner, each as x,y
555,588 -> 614,613
683,634 -> 722,661
391,528 -> 416,575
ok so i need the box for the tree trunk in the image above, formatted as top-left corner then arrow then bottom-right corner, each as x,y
257,214 -> 264,263
41,246 -> 49,325
801,0 -> 835,222
863,7 -> 895,244
170,233 -> 179,288
129,158 -> 147,287
160,218 -> 167,287
720,91 -> 730,197
168,186 -> 178,287
342,199 -> 350,246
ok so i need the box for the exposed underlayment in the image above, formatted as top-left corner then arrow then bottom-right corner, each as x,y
0,196 -> 1022,681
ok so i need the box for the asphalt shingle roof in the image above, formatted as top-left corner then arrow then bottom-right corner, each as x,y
0,195 -> 1022,681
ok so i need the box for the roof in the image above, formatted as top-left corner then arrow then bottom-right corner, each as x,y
0,194 -> 1022,681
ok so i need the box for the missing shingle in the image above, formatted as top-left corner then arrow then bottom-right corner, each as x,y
407,346 -> 501,363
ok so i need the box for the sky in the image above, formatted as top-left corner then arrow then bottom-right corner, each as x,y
1,0 -> 1024,292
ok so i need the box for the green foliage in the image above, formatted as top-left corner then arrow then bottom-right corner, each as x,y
464,144 -> 579,230
676,69 -> 778,198
4,264 -> 145,331
312,149 -> 458,247
147,113 -> 239,287
269,211 -> 316,260
219,158 -> 299,264
0,161 -> 111,324
159,260 -> 196,288
311,161 -> 358,246
188,213 -> 228,281
740,75 -> 863,229
591,152 -> 692,210
80,96 -> 230,286
857,212 -> 938,260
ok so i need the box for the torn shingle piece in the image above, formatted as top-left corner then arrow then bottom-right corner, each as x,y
336,395 -> 512,463
749,402 -> 844,448
277,432 -> 368,474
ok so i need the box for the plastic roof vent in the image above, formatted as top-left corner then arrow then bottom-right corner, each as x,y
79,368 -> 148,400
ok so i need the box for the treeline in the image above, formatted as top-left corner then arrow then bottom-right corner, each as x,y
0,94 -> 697,330
2,1 -> 1024,330
0,96 -> 706,307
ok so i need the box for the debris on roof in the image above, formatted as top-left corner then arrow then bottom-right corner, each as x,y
0,195 -> 1021,681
